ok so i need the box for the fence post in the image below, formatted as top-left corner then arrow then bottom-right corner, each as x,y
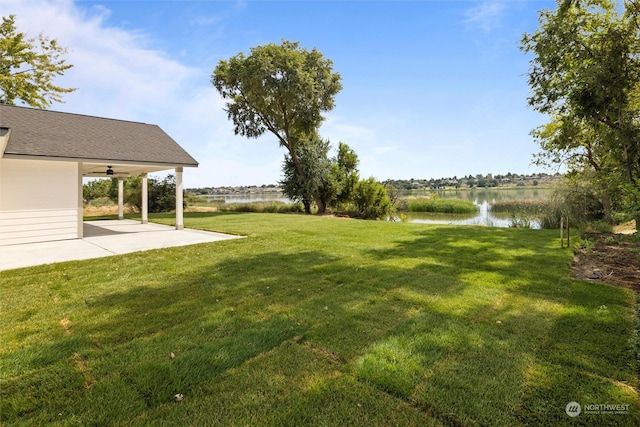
566,216 -> 570,247
560,216 -> 564,248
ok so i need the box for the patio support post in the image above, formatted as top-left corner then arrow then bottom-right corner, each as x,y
141,173 -> 148,224
118,178 -> 124,220
77,162 -> 84,238
175,167 -> 184,230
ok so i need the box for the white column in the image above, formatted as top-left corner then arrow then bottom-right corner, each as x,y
118,178 -> 124,220
77,162 -> 84,238
141,173 -> 148,224
175,167 -> 184,230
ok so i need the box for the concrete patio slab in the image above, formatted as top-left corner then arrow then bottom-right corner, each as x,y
0,219 -> 243,271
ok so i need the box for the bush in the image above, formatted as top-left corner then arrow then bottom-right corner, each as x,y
579,220 -> 613,234
86,196 -> 114,207
508,213 -> 533,229
123,175 -> 183,213
538,179 -> 605,229
353,178 -> 393,220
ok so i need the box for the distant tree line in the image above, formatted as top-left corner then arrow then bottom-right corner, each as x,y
384,172 -> 560,191
188,184 -> 281,195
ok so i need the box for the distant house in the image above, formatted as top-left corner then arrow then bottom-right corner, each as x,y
0,105 -> 198,246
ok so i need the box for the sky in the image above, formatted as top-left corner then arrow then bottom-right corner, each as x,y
1,0 -> 559,188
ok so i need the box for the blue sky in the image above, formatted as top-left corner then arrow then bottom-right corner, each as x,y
3,0 -> 557,187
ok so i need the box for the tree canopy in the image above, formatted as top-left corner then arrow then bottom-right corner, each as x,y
281,134 -> 333,214
280,139 -> 362,214
212,40 -> 342,213
0,15 -> 76,108
521,0 -> 640,229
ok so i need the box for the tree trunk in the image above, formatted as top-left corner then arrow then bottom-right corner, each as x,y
629,183 -> 639,232
288,148 -> 311,214
288,144 -> 325,214
622,141 -> 640,232
600,192 -> 613,224
315,196 -> 326,214
619,136 -> 640,231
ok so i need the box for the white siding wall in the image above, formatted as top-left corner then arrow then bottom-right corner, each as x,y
0,159 -> 80,246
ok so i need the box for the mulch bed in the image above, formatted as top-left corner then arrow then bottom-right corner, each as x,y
572,233 -> 640,294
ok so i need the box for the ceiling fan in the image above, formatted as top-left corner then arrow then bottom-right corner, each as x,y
86,166 -> 130,177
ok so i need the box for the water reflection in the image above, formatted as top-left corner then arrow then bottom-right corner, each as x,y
202,193 -> 290,204
402,201 -> 542,229
420,187 -> 551,204
207,188 -> 548,229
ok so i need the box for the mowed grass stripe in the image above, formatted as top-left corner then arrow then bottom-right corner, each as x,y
0,212 -> 638,426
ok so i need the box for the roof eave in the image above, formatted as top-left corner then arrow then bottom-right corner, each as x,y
0,127 -> 11,156
1,153 -> 199,168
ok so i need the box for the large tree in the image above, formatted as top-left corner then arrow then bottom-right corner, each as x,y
212,40 -> 342,214
522,0 -> 640,229
0,15 -> 76,108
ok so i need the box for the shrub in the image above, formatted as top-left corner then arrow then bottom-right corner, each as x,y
508,213 -> 533,229
123,175 -> 183,213
86,196 -> 114,207
538,179 -> 605,229
353,177 -> 393,219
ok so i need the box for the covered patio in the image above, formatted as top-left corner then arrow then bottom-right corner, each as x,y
83,162 -> 189,230
0,219 -> 243,271
1,105 -> 200,246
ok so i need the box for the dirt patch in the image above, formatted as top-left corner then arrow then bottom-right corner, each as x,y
614,220 -> 638,235
572,231 -> 640,294
60,317 -> 73,335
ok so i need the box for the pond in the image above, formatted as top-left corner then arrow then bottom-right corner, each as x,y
402,201 -> 534,228
426,187 -> 552,204
206,187 -> 552,228
400,187 -> 553,228
202,193 -> 290,204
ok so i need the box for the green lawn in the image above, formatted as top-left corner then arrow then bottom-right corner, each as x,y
1,213 -> 638,426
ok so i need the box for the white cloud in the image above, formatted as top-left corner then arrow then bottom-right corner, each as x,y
464,1 -> 507,32
2,0 -> 544,186
1,0 -> 276,187
4,0 -> 199,118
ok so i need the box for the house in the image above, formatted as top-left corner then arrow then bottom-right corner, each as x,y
0,105 -> 198,246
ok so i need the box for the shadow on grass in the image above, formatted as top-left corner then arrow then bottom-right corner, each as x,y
355,226 -> 640,425
1,240 -> 470,424
2,221 -> 638,426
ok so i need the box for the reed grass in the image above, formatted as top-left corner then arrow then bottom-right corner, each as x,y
405,197 -> 478,214
489,199 -> 549,214
219,201 -> 303,213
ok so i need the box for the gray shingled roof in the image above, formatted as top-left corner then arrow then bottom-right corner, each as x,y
0,105 -> 198,167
